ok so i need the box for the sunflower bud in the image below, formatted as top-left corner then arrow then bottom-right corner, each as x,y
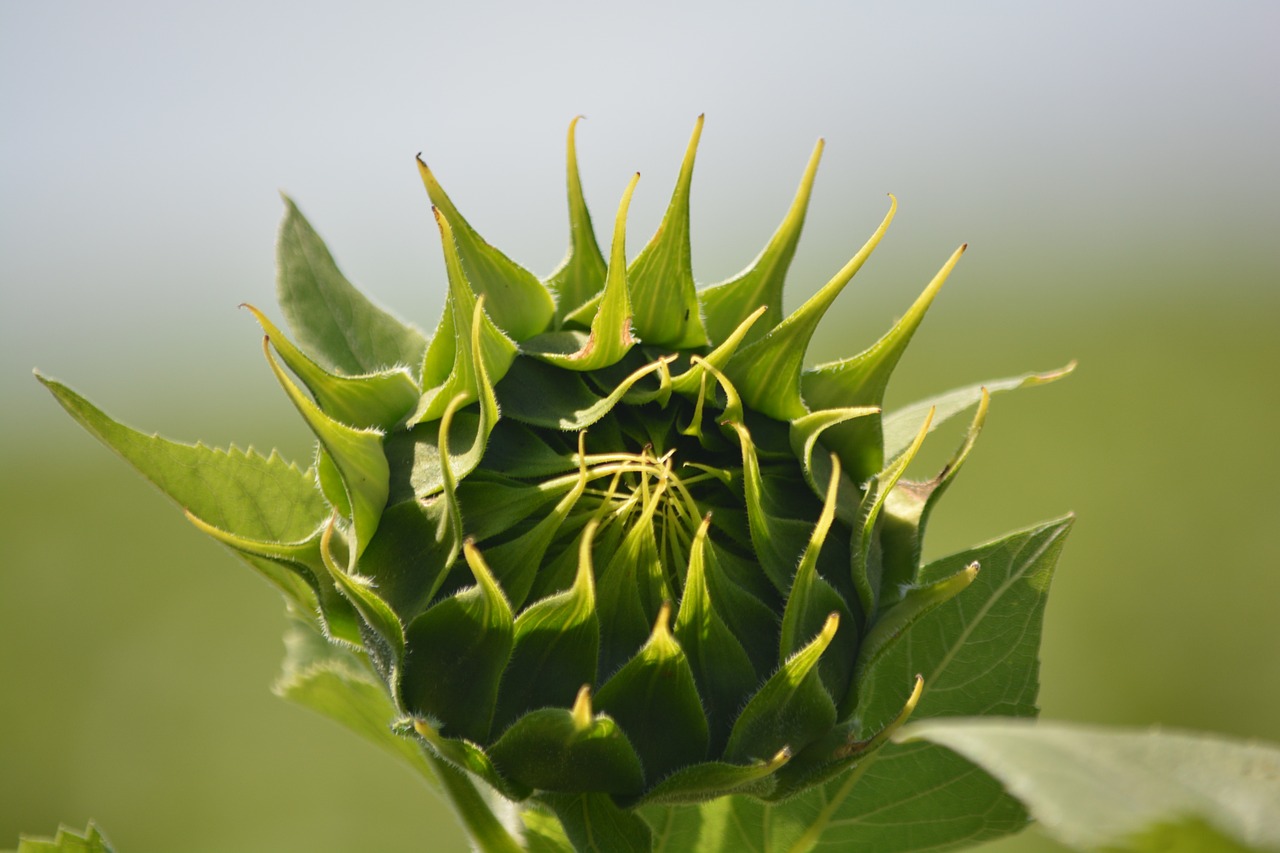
38,116 -> 1073,850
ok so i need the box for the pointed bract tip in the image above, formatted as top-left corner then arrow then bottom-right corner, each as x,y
319,512 -> 341,570
653,600 -> 674,639
903,674 -> 925,715
579,518 -> 600,569
241,303 -> 269,327
571,684 -> 594,730
415,155 -> 440,189
821,611 -> 840,639
685,115 -> 705,151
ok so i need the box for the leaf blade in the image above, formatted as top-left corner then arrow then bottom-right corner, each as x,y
277,197 -> 427,375
899,719 -> 1280,853
417,157 -> 555,341
624,116 -> 709,348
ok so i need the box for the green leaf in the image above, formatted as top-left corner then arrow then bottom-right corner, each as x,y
318,518 -> 405,678
701,540 -> 782,679
384,409 -> 487,504
37,374 -> 327,543
417,156 -> 555,341
623,116 -> 709,348
638,749 -> 791,806
880,361 -> 1076,461
355,499 -> 457,622
273,612 -> 436,784
779,456 -> 858,701
545,116 -> 608,324
766,676 -> 922,800
878,390 -> 988,608
850,409 -> 933,622
695,518 -> 1073,853
669,306 -> 768,400
724,196 -> 896,422
489,686 -> 646,796
182,520 -> 363,647
276,196 -> 427,375
543,792 -> 653,853
899,719 -> 1280,853
492,520 -> 600,731
452,474 -> 572,544
595,481 -> 673,676
412,210 -> 519,425
36,374 -> 333,615
521,808 -> 576,853
800,243 -> 964,484
850,562 -> 978,715
244,304 -> 419,430
729,421 -> 816,594
595,603 -> 710,783
409,716 -> 528,802
850,516 -> 1073,736
673,516 -> 759,754
478,419 -> 579,479
263,339 -> 389,561
400,542 -> 514,743
638,805 -> 703,853
713,739 -> 1028,853
278,616 -> 524,853
496,354 -> 673,431
680,793 -> 812,853
723,613 -> 840,765
16,822 -> 115,853
481,464 -> 589,609
788,406 -> 878,511
699,138 -> 823,348
524,173 -> 638,370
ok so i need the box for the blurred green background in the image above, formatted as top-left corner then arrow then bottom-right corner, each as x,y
3,3 -> 1277,851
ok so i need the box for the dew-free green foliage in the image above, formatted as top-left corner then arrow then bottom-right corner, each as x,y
37,118 -> 1077,852
900,720 -> 1280,853
12,823 -> 114,853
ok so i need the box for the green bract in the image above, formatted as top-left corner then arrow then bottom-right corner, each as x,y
39,117 -> 1075,852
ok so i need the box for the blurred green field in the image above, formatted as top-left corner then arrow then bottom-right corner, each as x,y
5,276 -> 1278,852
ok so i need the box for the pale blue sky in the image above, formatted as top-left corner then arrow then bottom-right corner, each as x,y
3,1 -> 1277,406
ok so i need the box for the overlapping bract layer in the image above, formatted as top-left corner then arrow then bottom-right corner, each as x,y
38,118 -> 1074,822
